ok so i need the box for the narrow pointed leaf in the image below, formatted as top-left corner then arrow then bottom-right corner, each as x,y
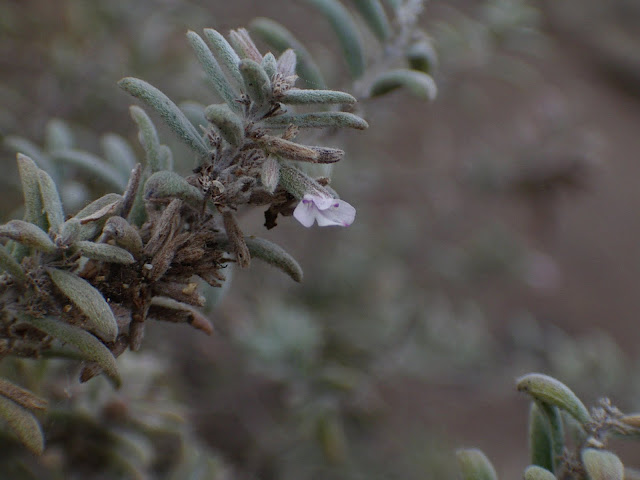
370,69 -> 437,101
119,77 -> 209,158
245,236 -> 303,282
352,0 -> 391,41
17,154 -> 47,229
279,88 -> 356,105
187,31 -> 238,107
23,316 -> 120,387
262,52 -> 278,79
517,373 -> 591,425
524,465 -> 557,480
279,164 -> 333,199
303,0 -> 366,78
48,268 -> 118,342
101,133 -> 137,176
203,28 -> 244,86
143,170 -> 204,207
535,402 -> 564,472
129,106 -> 162,172
37,169 -> 65,233
0,379 -> 47,411
581,449 -> 624,480
0,220 -> 56,253
456,448 -> 498,480
51,149 -> 127,191
249,18 -> 326,89
61,193 -> 123,244
0,395 -> 44,455
73,241 -> 135,264
0,245 -> 27,285
263,111 -> 368,130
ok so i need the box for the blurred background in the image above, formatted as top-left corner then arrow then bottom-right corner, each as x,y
2,0 -> 640,478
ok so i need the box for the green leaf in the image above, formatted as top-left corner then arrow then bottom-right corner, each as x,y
0,379 -> 47,411
249,18 -> 327,89
582,449 -> 624,480
303,0 -> 366,78
0,220 -> 56,253
0,395 -> 44,455
73,241 -> 136,264
262,52 -> 278,79
37,169 -> 65,234
244,236 -> 303,282
22,315 -> 120,388
187,30 -> 239,108
44,118 -> 74,152
101,133 -> 137,177
529,402 -> 554,471
279,88 -> 356,105
263,111 -> 368,130
351,0 -> 391,41
407,39 -> 438,74
143,170 -> 204,208
204,104 -> 245,147
129,106 -> 162,173
524,465 -> 557,480
279,163 -> 333,199
370,69 -> 437,100
118,77 -> 210,158
61,193 -> 123,244
517,373 -> 591,425
202,28 -> 244,86
239,59 -> 272,106
48,268 -> 118,342
456,448 -> 498,480
50,149 -> 128,191
6,137 -> 57,177
0,244 -> 27,285
17,154 -> 47,229
535,402 -> 564,472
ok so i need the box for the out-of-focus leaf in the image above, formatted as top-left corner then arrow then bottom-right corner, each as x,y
22,316 -> 121,388
129,106 -> 162,173
48,268 -> 118,342
581,448 -> 624,480
0,395 -> 44,455
0,244 -> 27,285
101,133 -> 137,176
529,402 -> 554,471
524,465 -> 557,480
370,69 -> 437,100
44,118 -> 74,152
456,448 -> 498,480
351,0 -> 391,42
302,0 -> 366,78
50,149 -> 128,191
0,379 -> 47,411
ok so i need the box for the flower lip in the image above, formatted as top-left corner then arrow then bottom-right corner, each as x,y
293,194 -> 355,228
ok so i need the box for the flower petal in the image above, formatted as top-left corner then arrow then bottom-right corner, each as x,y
293,197 -> 318,227
316,199 -> 356,227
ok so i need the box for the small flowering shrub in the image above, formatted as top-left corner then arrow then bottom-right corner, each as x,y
0,0 -> 439,476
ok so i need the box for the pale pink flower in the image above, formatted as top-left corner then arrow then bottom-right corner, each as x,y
293,194 -> 356,227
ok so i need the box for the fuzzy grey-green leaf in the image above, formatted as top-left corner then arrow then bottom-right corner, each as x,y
456,448 -> 498,480
129,106 -> 162,172
0,220 -> 56,253
581,449 -> 624,480
263,111 -> 368,130
119,77 -> 209,158
279,88 -> 356,105
262,52 -> 278,79
239,59 -> 272,106
249,18 -> 326,89
103,216 -> 143,256
0,245 -> 27,284
48,268 -> 118,342
187,30 -> 238,108
23,316 -> 120,388
303,0 -> 366,78
245,236 -> 303,282
407,39 -> 438,74
0,395 -> 44,455
370,69 -> 437,101
144,170 -> 204,207
0,379 -> 47,411
17,154 -> 47,229
73,241 -> 136,264
529,402 -> 554,472
202,28 -> 244,86
517,373 -> 592,425
38,169 -> 65,234
204,104 -> 245,147
524,465 -> 557,480
7,138 -> 56,177
279,164 -> 332,199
